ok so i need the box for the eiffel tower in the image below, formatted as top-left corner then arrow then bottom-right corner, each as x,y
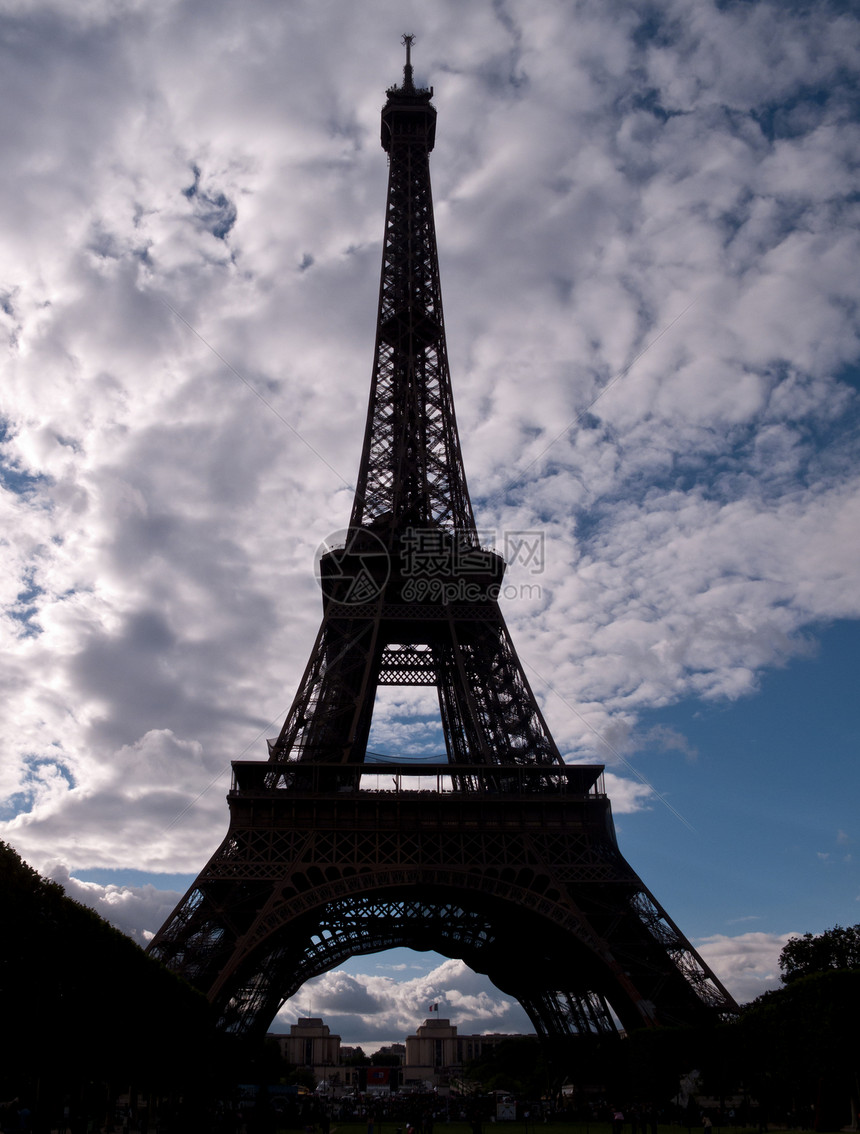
148,38 -> 737,1040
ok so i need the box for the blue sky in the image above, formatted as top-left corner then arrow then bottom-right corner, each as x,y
620,619 -> 860,937
1,0 -> 859,1049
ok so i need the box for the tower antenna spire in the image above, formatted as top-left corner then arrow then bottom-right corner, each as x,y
402,32 -> 415,90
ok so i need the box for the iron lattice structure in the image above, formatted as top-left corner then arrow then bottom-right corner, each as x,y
148,40 -> 738,1040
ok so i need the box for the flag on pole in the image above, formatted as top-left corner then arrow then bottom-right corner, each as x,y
428,1002 -> 438,1012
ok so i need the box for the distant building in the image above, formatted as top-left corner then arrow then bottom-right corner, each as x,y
268,1018 -> 343,1092
375,1042 -> 406,1061
267,1017 -> 534,1095
404,1018 -> 537,1090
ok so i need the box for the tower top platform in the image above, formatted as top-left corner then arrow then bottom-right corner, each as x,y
382,34 -> 436,152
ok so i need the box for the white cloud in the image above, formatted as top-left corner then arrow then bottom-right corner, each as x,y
695,931 -> 794,1005
274,957 -> 533,1045
45,863 -> 184,945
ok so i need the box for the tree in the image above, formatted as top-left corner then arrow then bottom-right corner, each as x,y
779,923 -> 860,984
0,840 -> 219,1107
739,969 -> 860,1130
463,1036 -> 543,1098
288,1067 -> 318,1091
342,1046 -> 370,1066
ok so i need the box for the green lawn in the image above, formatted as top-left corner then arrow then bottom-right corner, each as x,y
324,1123 -> 813,1134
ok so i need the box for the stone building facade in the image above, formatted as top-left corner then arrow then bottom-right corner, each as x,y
404,1018 -> 536,1090
269,1016 -> 535,1095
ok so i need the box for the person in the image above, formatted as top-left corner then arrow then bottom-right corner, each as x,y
612,1109 -> 624,1134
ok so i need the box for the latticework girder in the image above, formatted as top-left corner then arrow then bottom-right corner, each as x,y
351,67 -> 473,539
147,42 -> 739,1043
266,591 -> 565,770
149,780 -> 738,1037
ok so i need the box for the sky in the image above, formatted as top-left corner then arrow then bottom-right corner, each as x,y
1,0 -> 859,1052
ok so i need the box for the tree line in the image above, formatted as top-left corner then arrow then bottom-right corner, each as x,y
0,840 -> 223,1123
462,925 -> 860,1131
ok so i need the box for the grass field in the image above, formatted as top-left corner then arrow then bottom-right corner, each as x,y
324,1122 -> 807,1134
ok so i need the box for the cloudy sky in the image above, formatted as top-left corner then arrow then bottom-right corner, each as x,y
2,0 -> 859,1049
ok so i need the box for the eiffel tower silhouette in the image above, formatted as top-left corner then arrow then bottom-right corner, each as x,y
148,38 -> 737,1039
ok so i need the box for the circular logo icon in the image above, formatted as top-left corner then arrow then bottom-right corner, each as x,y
313,526 -> 391,604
